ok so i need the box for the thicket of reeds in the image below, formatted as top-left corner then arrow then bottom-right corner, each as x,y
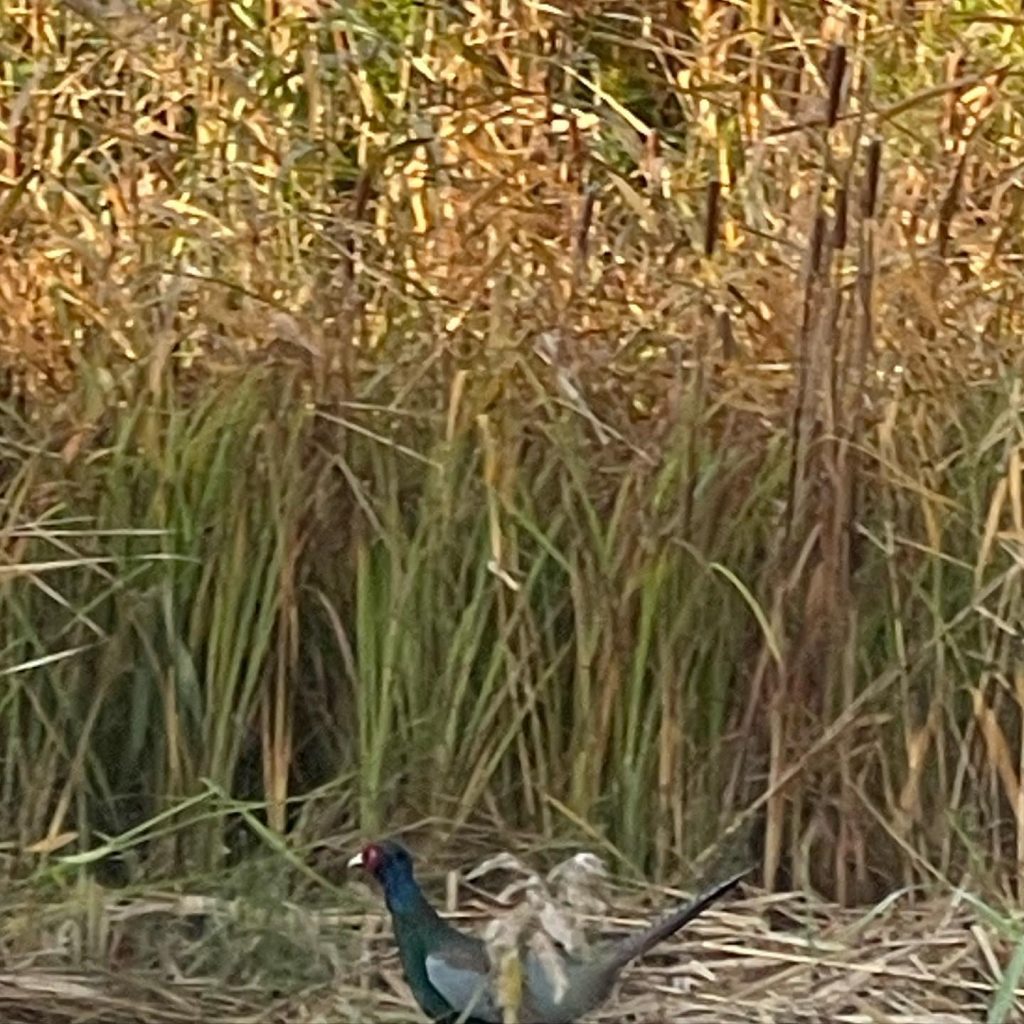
2,0 -> 1024,906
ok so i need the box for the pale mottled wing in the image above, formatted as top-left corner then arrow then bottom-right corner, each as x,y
425,941 -> 503,1024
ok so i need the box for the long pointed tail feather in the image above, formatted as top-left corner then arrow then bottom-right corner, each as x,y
608,867 -> 749,972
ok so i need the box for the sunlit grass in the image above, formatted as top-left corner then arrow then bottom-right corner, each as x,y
1,0 -> 1023,905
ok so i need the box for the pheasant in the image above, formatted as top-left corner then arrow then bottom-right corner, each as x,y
348,839 -> 745,1023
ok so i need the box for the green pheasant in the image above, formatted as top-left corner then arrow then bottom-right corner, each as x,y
349,840 -> 745,1024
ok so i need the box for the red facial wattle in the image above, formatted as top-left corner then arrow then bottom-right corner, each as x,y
362,843 -> 383,873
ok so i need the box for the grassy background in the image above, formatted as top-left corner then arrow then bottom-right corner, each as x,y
1,0 -> 1024,910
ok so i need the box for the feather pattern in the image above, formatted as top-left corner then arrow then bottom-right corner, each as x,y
349,840 -> 746,1024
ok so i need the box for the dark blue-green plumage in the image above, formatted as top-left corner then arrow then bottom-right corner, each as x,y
362,842 -> 491,1022
350,840 -> 745,1024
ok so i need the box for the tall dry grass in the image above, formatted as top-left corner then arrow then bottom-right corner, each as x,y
1,0 -> 1023,903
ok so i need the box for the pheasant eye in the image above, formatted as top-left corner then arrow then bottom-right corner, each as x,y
363,843 -> 383,872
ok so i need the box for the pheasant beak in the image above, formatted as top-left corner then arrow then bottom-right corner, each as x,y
348,842 -> 386,875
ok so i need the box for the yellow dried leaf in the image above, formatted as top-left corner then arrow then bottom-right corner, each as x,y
26,831 -> 78,855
